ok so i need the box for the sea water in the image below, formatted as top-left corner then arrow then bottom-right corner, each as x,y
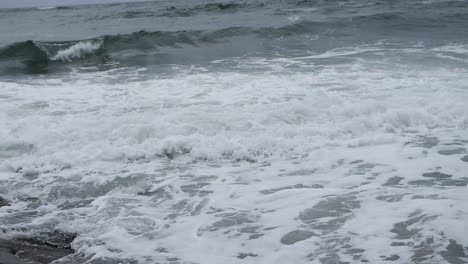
0,0 -> 468,263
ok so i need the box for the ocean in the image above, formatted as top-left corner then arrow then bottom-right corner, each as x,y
0,0 -> 468,263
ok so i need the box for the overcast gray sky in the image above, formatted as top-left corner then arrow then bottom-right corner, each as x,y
0,0 -> 148,9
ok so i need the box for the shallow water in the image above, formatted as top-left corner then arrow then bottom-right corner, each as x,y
1,0 -> 468,263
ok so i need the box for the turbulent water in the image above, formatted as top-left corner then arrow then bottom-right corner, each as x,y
1,0 -> 468,263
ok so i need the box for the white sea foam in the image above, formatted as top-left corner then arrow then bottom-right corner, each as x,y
0,44 -> 468,263
36,6 -> 56,10
52,41 -> 102,61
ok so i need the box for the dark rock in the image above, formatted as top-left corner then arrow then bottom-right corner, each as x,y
0,246 -> 42,264
24,230 -> 76,249
0,239 -> 73,264
0,231 -> 76,264
461,155 -> 468,162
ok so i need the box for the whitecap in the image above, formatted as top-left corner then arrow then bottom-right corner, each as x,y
52,41 -> 102,62
36,6 -> 57,10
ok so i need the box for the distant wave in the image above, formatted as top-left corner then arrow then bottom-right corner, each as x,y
3,2 -> 255,19
0,9 -> 462,75
0,40 -> 104,63
160,2 -> 250,17
36,6 -> 57,10
0,21 -> 322,69
90,2 -> 256,20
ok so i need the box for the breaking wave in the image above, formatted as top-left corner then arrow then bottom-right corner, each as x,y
1,7 -> 467,75
51,41 -> 102,61
0,22 -> 322,74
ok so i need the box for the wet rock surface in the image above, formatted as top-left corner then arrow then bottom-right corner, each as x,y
0,231 -> 76,264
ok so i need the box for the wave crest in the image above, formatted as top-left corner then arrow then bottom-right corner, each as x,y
51,41 -> 102,61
